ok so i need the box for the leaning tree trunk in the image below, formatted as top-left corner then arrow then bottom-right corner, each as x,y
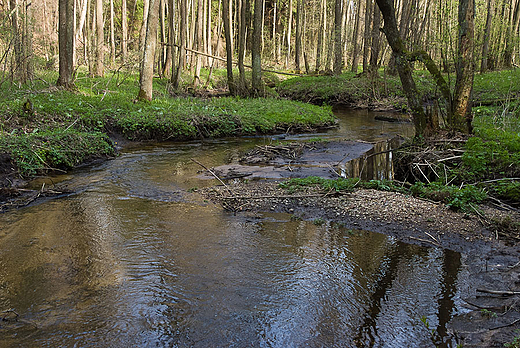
138,0 -> 161,101
451,0 -> 475,133
57,0 -> 75,89
375,0 -> 427,135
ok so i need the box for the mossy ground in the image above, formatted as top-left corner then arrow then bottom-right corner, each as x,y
0,68 -> 334,178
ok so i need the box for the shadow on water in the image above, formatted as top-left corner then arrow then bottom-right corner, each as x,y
0,108 -> 467,347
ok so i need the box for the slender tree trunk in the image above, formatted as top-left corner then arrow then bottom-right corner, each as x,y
57,0 -> 75,88
294,0 -> 302,72
286,0 -> 293,68
121,0 -> 128,62
480,0 -> 493,73
363,0 -> 372,73
138,0 -> 161,101
206,0 -> 212,65
315,0 -> 326,73
451,0 -> 475,133
223,0 -> 236,94
351,0 -> 362,72
110,0 -> 116,66
333,0 -> 342,74
139,0 -> 150,52
95,0 -> 104,76
163,0 -> 175,78
369,1 -> 381,75
252,0 -> 263,92
238,0 -> 247,92
193,0 -> 204,86
173,0 -> 187,88
503,0 -> 520,67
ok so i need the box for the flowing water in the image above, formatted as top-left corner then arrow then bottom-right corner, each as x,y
0,109 -> 469,347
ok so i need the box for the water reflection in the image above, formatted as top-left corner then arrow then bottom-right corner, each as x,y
1,193 -> 463,347
0,108 -> 462,347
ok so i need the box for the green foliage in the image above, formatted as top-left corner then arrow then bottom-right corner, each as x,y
505,329 -> 520,348
313,218 -> 326,226
279,176 -> 360,193
0,130 -> 114,176
410,181 -> 487,212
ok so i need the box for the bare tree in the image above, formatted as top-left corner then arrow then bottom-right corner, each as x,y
94,0 -> 104,76
222,0 -> 236,94
333,0 -> 342,74
252,0 -> 263,93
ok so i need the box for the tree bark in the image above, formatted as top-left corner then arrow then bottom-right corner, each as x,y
223,0 -> 236,94
294,0 -> 302,72
315,0 -> 326,73
110,0 -> 116,66
139,0 -> 151,52
57,0 -> 75,89
480,0 -> 493,73
193,0 -> 204,86
94,0 -> 104,76
369,1 -> 381,75
285,0 -> 293,68
138,0 -> 161,101
350,0 -> 362,73
173,0 -> 187,88
238,0 -> 247,92
451,0 -> 475,133
333,0 -> 342,75
252,0 -> 263,92
363,0 -> 372,73
121,0 -> 128,62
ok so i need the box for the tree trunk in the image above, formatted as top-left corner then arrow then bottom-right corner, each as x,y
315,0 -> 326,73
369,0 -> 381,75
173,0 -> 187,88
285,0 -> 293,68
121,0 -> 128,62
451,0 -> 475,133
252,0 -> 263,93
294,0 -> 302,72
162,0 -> 175,78
110,0 -> 116,66
223,0 -> 236,94
375,0 -> 426,135
238,0 -> 247,92
351,0 -> 362,73
139,0 -> 150,52
138,0 -> 161,101
480,0 -> 493,73
94,0 -> 104,76
193,0 -> 204,87
363,0 -> 372,73
333,0 -> 342,75
57,0 -> 75,89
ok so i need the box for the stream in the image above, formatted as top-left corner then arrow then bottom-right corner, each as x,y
0,108 -> 470,347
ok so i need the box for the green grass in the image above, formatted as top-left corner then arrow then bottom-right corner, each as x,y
0,69 -> 335,176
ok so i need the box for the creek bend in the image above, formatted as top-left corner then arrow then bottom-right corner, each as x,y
0,108 -> 469,347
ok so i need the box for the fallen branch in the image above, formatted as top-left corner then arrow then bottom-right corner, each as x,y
222,193 -> 327,200
489,318 -> 520,331
191,158 -> 232,194
409,236 -> 441,247
477,289 -> 520,297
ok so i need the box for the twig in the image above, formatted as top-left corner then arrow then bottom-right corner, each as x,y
437,155 -> 463,162
477,289 -> 520,297
489,318 -> 520,331
191,158 -> 232,194
409,236 -> 440,247
222,193 -> 327,200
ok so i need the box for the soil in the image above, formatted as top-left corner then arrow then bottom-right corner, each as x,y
198,140 -> 520,348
